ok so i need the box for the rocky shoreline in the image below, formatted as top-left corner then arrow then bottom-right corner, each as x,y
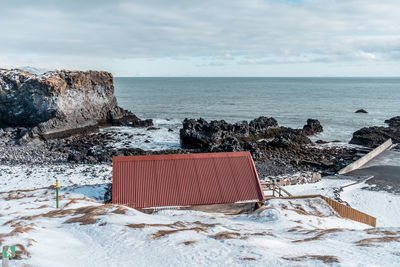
1,68 -> 399,180
0,115 -> 362,178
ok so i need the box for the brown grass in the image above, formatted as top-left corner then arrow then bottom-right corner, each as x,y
279,199 -> 335,218
4,192 -> 25,200
293,228 -> 346,243
15,244 -> 30,259
183,240 -> 197,245
34,198 -> 50,202
214,231 -> 241,240
0,187 -> 45,195
291,220 -> 303,224
0,226 -> 34,245
241,257 -> 256,261
306,199 -> 331,217
246,231 -> 276,238
365,228 -> 400,236
64,206 -> 108,225
19,204 -> 113,225
30,204 -> 49,210
287,226 -> 304,232
21,208 -> 73,221
63,199 -> 79,208
192,221 -> 219,228
27,238 -> 36,247
356,236 -> 400,247
126,223 -> 147,229
127,221 -> 186,229
282,254 -> 340,264
62,197 -> 98,208
11,226 -> 34,234
152,227 -> 207,240
3,219 -> 22,227
111,206 -> 127,214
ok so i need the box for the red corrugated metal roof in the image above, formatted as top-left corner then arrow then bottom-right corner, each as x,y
112,151 -> 264,209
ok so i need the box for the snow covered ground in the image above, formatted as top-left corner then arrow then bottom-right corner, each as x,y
1,164 -> 400,266
285,176 -> 400,227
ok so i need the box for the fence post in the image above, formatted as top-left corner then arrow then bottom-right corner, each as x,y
56,179 -> 59,209
272,181 -> 275,197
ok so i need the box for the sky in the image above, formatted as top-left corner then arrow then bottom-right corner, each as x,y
0,0 -> 399,77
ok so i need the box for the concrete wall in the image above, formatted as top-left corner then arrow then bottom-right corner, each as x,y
338,139 -> 393,175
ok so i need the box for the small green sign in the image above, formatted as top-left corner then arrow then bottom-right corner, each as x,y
2,245 -> 16,258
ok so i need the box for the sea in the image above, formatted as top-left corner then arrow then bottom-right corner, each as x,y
107,77 -> 400,150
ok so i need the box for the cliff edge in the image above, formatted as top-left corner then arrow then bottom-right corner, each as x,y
0,69 -> 152,139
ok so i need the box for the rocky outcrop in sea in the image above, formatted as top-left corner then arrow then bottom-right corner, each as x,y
179,117 -> 357,175
350,116 -> 400,147
0,69 -> 152,140
180,117 -> 322,154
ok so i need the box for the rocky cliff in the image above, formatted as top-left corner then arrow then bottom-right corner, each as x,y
0,69 -> 152,139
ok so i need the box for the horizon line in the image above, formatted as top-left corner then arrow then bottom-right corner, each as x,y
114,76 -> 400,78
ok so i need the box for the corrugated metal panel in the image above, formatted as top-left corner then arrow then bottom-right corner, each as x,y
112,151 -> 264,209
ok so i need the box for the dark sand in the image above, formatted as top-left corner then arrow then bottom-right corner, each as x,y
345,150 -> 400,193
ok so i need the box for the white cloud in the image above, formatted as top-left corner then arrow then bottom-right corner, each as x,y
356,51 -> 377,60
0,0 -> 399,75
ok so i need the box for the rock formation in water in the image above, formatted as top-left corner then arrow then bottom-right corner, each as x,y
179,117 -> 357,175
0,69 -> 152,140
385,116 -> 400,128
180,117 -> 278,150
180,117 -> 322,155
350,116 -> 400,147
302,119 -> 323,136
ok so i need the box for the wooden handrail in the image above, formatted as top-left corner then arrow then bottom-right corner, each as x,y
263,194 -> 376,227
262,182 -> 292,197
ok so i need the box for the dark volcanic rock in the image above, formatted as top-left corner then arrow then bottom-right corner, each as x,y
385,116 -> 400,128
302,119 -> 323,136
268,132 -> 312,149
180,116 -> 279,150
0,69 -> 152,139
355,109 -> 368,114
179,116 -> 358,175
179,117 -> 323,159
179,117 -> 320,152
350,116 -> 400,147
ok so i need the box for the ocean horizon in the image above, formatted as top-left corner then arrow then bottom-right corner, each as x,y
114,77 -> 400,146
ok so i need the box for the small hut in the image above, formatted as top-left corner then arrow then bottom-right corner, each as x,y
112,152 -> 264,213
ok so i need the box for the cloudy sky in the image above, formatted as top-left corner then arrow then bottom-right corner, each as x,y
1,0 -> 399,76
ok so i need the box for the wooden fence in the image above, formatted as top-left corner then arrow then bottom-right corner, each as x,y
267,194 -> 376,227
261,182 -> 292,198
320,195 -> 376,227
